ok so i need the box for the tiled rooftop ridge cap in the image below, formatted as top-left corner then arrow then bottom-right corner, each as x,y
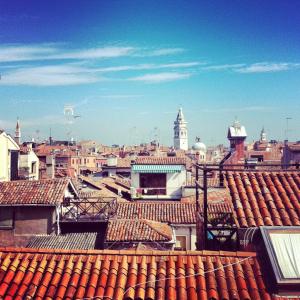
0,247 -> 257,257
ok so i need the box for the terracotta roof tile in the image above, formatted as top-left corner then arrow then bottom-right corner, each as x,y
225,171 -> 300,227
0,248 -> 273,299
106,219 -> 173,242
116,201 -> 233,225
0,178 -> 72,205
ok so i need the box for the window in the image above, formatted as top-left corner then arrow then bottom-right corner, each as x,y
175,236 -> 187,250
139,173 -> 167,195
0,207 -> 14,228
31,161 -> 37,174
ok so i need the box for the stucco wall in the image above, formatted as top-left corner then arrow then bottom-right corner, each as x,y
131,168 -> 186,199
0,133 -> 19,181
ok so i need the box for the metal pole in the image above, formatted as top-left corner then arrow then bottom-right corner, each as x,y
203,166 -> 208,249
196,165 -> 199,211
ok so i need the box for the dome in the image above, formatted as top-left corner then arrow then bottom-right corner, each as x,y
192,141 -> 206,151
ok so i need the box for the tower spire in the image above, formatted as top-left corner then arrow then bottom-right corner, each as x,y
15,117 -> 21,145
173,107 -> 188,151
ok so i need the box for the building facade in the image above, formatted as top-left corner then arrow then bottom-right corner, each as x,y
0,130 -> 20,182
131,157 -> 187,200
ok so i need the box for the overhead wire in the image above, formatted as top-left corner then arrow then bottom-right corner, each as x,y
76,255 -> 253,300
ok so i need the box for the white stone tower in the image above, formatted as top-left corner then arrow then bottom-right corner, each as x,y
174,108 -> 188,150
260,127 -> 267,142
15,118 -> 21,145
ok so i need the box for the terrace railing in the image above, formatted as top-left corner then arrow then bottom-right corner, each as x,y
60,197 -> 118,222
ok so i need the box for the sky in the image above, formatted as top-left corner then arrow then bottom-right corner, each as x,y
0,0 -> 300,147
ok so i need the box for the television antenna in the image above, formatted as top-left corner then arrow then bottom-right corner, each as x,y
63,104 -> 81,142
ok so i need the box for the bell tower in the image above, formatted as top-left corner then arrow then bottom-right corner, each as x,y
174,108 -> 188,151
15,118 -> 21,145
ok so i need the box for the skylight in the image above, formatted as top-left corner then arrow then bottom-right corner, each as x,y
269,232 -> 300,279
260,226 -> 300,293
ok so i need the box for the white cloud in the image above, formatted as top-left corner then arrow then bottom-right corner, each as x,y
0,44 -> 185,63
96,61 -> 201,72
1,65 -> 101,86
201,62 -> 300,73
202,64 -> 246,71
0,45 -> 57,62
235,62 -> 300,73
53,47 -> 135,60
128,72 -> 191,83
147,48 -> 185,56
0,45 -> 135,63
98,94 -> 143,99
200,106 -> 275,113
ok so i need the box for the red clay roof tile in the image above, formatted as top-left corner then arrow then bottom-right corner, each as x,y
0,178 -> 72,205
225,171 -> 300,227
0,247 -> 288,300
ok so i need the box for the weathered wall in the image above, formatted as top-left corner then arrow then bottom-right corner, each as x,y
0,206 -> 56,247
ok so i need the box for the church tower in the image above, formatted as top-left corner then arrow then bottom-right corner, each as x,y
15,118 -> 21,145
260,127 -> 267,142
174,108 -> 188,151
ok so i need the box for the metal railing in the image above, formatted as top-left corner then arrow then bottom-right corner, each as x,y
60,197 -> 118,222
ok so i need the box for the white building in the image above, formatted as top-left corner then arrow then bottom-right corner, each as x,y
174,108 -> 188,151
0,130 -> 20,182
131,157 -> 187,200
19,143 -> 39,180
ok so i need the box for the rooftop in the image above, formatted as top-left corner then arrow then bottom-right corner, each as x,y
225,171 -> 300,227
106,219 -> 173,242
26,232 -> 99,250
0,247 -> 272,300
0,178 -> 76,205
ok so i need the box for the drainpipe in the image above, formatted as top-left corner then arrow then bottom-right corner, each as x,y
56,204 -> 61,235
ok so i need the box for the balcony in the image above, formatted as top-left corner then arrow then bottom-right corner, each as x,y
60,197 -> 118,222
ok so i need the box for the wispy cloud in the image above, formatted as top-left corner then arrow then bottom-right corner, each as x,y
235,62 -> 300,73
0,45 -> 135,63
200,106 -> 276,113
128,72 -> 191,83
96,61 -> 201,72
202,62 -> 300,73
202,64 -> 245,71
148,48 -> 185,56
0,45 -> 58,63
1,65 -> 102,86
0,44 -> 186,63
98,94 -> 143,99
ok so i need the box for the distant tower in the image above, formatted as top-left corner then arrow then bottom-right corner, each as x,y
15,118 -> 21,145
227,119 -> 247,160
174,107 -> 188,151
260,127 -> 267,142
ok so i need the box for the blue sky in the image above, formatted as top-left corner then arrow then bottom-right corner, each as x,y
0,0 -> 300,146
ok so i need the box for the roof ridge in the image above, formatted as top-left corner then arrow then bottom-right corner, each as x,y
0,247 -> 257,257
